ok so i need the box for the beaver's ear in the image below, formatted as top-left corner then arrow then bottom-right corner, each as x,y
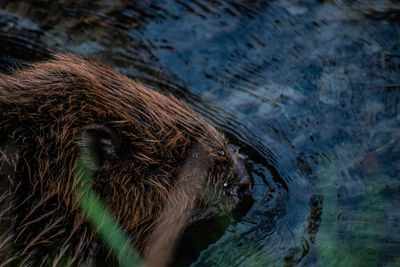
80,125 -> 118,169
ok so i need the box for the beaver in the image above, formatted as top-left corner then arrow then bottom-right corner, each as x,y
0,54 -> 252,266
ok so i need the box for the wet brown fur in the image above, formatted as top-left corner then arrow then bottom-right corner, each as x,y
0,54 -> 244,266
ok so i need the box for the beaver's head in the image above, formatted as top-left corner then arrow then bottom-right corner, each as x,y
0,54 -> 253,265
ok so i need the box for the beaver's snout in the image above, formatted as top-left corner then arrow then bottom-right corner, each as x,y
229,150 -> 253,203
235,153 -> 253,199
228,151 -> 254,219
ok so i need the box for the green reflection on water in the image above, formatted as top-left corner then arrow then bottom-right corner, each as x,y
316,158 -> 388,266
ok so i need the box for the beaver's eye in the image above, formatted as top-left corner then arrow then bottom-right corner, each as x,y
219,150 -> 225,156
223,182 -> 228,187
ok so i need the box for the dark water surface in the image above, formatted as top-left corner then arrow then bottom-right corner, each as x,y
1,0 -> 400,266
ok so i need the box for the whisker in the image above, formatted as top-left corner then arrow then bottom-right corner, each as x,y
239,218 -> 258,225
226,182 -> 265,187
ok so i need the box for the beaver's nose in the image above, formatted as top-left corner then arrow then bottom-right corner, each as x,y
235,154 -> 253,199
232,152 -> 254,219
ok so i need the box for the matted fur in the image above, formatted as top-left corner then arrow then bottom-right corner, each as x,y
0,54 -> 247,266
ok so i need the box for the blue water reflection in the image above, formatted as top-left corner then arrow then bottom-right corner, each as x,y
0,0 -> 399,265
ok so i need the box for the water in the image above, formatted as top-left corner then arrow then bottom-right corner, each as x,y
1,0 -> 399,266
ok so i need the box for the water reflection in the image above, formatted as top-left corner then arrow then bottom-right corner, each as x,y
0,0 -> 399,265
